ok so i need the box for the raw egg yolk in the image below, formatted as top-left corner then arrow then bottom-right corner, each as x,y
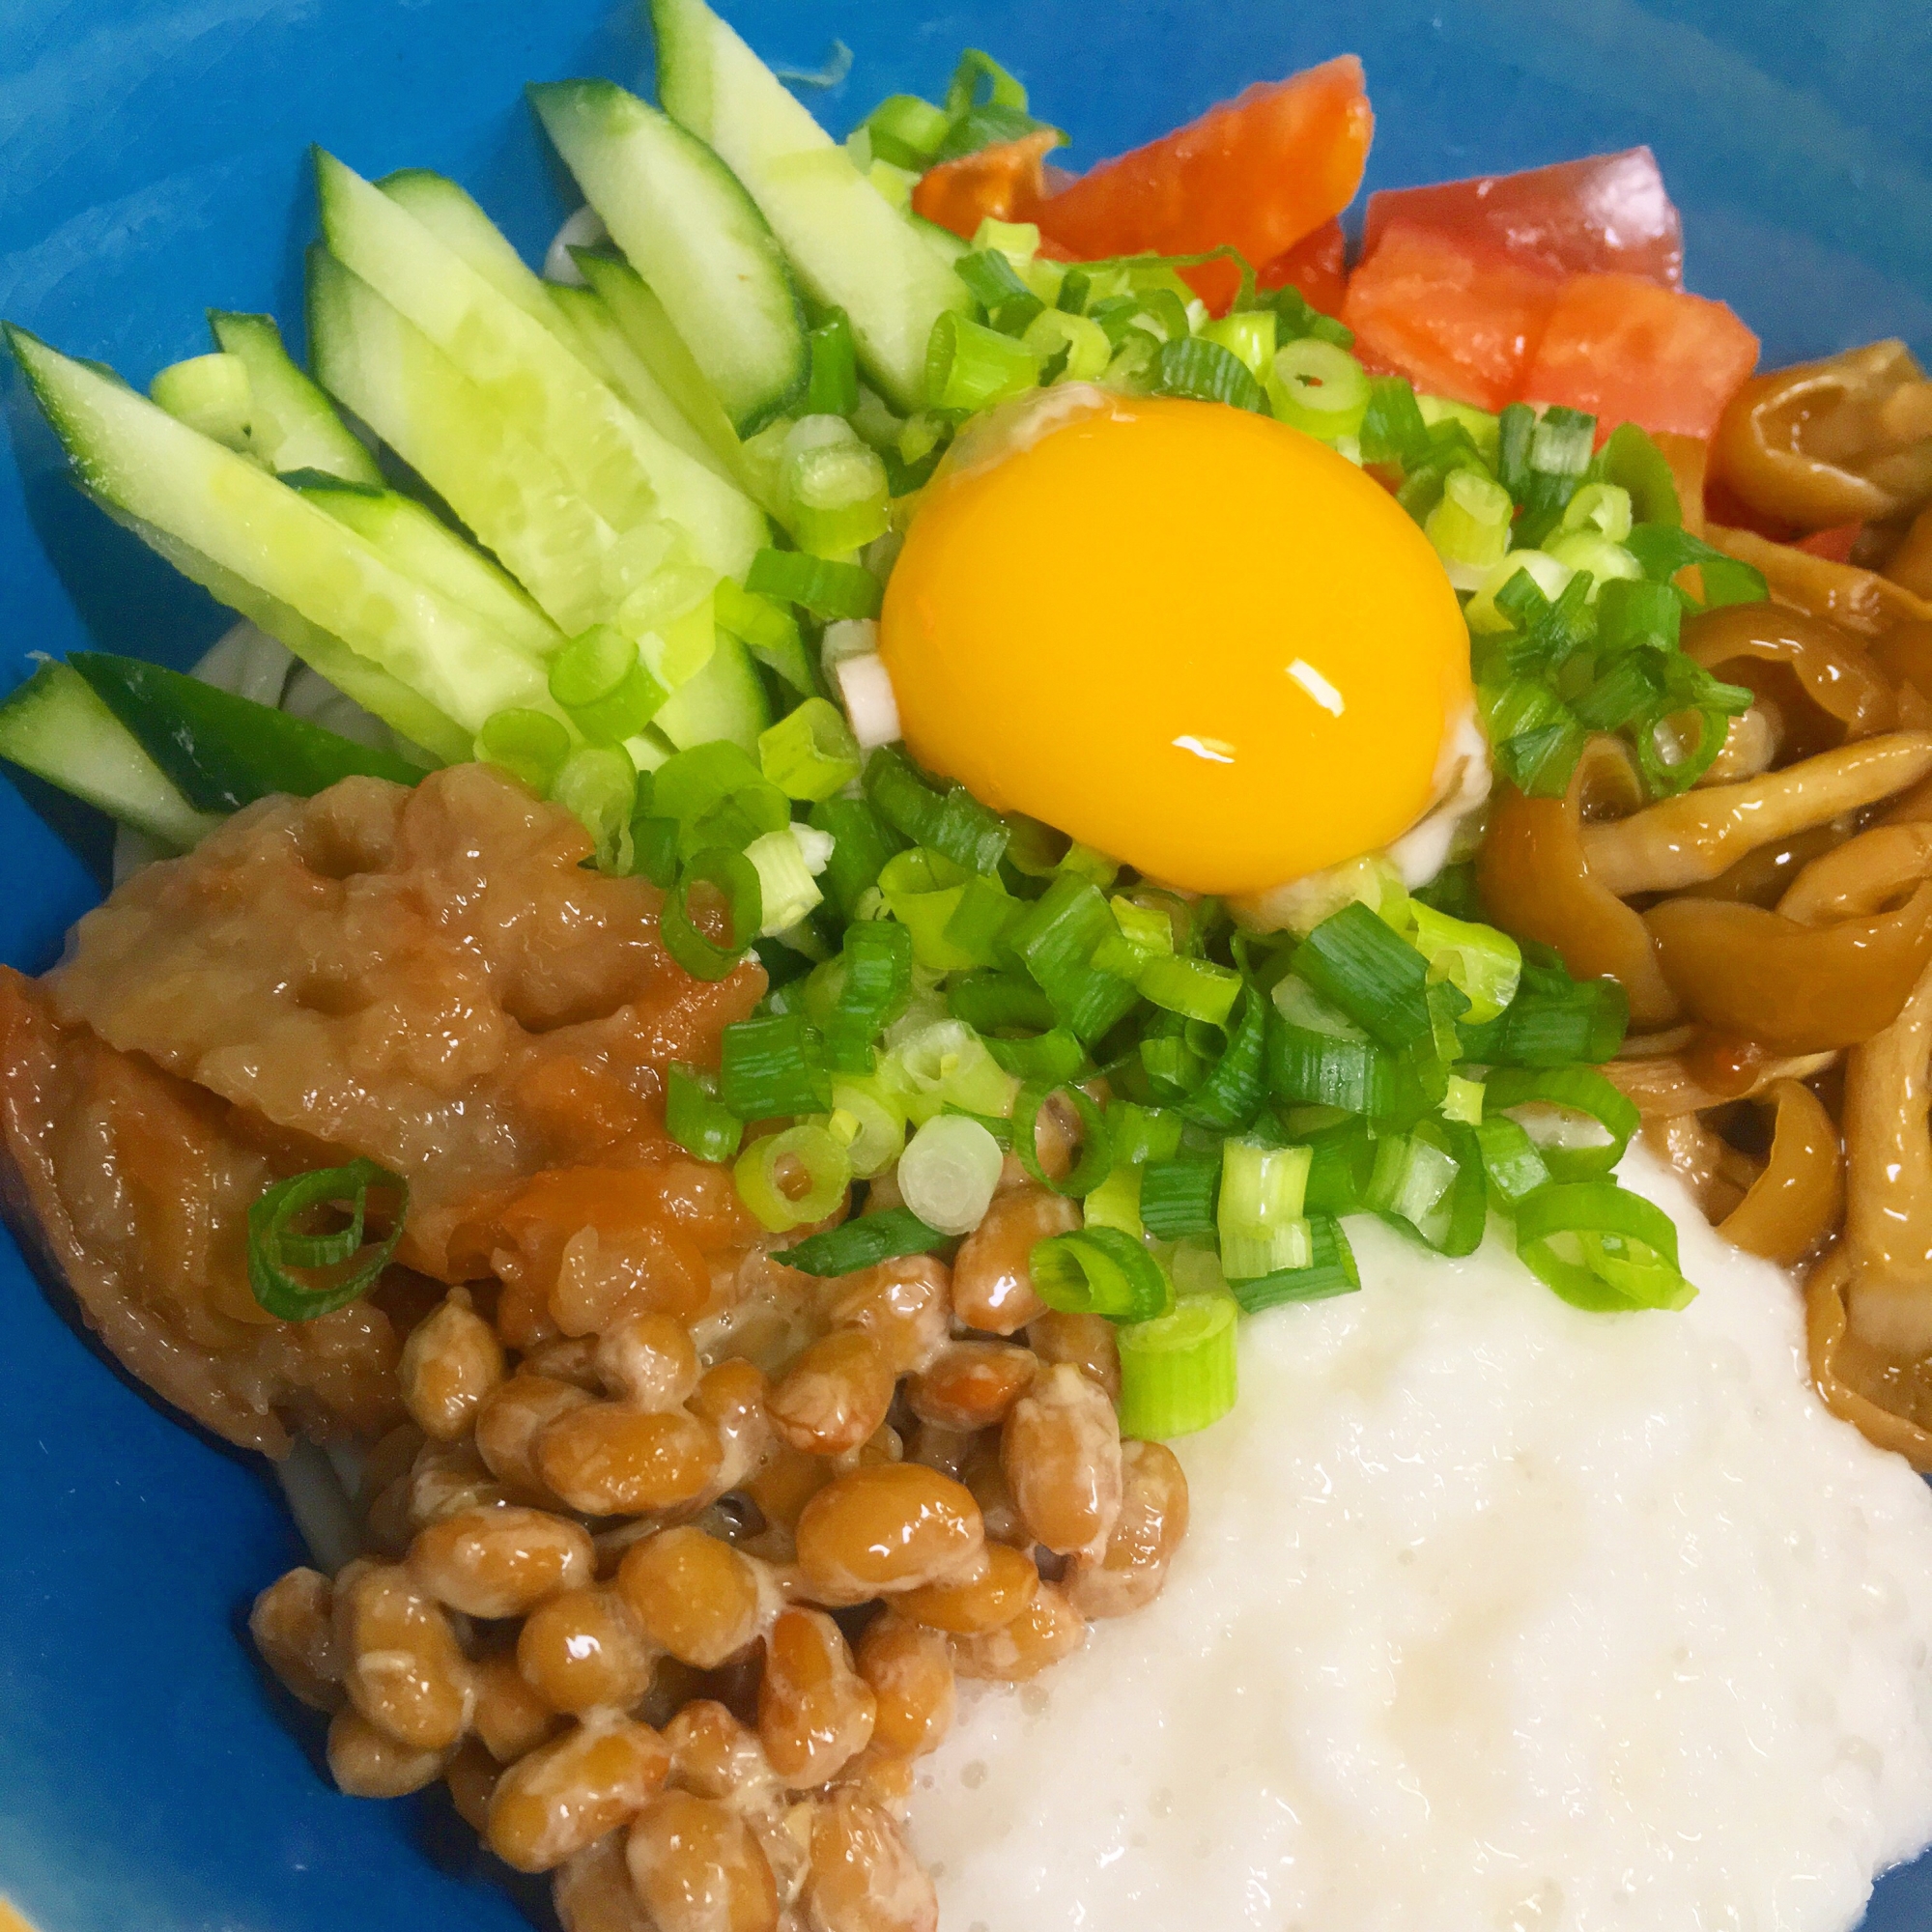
879,393 -> 1471,895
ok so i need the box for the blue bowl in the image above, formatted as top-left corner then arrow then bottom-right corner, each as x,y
3,3 -> 1930,1927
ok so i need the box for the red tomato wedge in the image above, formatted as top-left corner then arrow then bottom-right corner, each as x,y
911,129 -> 1061,242
1259,216 -> 1347,316
1796,523 -> 1863,563
1522,273 -> 1760,440
1360,149 -> 1683,288
1340,224 -> 1560,412
1028,58 -> 1372,293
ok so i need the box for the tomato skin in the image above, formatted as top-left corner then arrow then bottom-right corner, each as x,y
1522,272 -> 1760,441
911,129 -> 1059,240
1796,523 -> 1862,563
1259,216 -> 1347,316
1360,148 -> 1682,288
1030,58 -> 1373,270
1340,223 -> 1560,412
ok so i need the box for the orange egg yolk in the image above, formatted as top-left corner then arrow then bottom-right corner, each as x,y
878,392 -> 1472,896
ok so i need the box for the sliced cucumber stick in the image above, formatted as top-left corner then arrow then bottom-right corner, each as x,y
529,79 -> 807,436
7,327 -> 555,742
100,498 -> 472,764
315,150 -> 765,576
573,250 -> 747,480
150,353 -> 253,452
208,311 -> 383,485
650,0 -> 969,412
0,660 -> 221,849
376,170 -> 558,326
545,281 -> 733,482
296,479 -> 563,659
307,246 -> 619,637
70,651 -> 420,810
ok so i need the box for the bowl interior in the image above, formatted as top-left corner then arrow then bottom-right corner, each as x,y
3,1 -> 1931,1926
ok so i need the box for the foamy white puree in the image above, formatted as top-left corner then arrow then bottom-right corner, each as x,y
915,1146 -> 1932,1932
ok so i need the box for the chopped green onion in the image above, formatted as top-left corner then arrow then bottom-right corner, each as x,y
714,579 -> 820,696
1265,978 -> 1408,1118
1560,481 -> 1634,543
743,827 -> 823,935
1008,873 -> 1141,1042
826,1072 -> 910,1177
1484,1065 -> 1639,1181
1359,376 -> 1432,469
1624,524 -> 1769,609
886,1016 -> 1016,1123
247,1158 -> 408,1321
824,920 -> 915,1073
948,970 -> 1057,1035
1473,1114 -> 1553,1206
666,1063 -> 743,1163
863,93 -> 952,169
1229,1216 -> 1360,1313
864,747 -> 1009,874
1032,1225 -> 1173,1322
549,623 -> 668,743
1596,421 -> 1682,527
1266,336 -> 1370,440
1217,1139 -> 1313,1280
1409,903 -> 1521,1024
1465,551 -> 1577,636
551,745 -> 638,872
1116,1293 -> 1237,1439
809,797 -> 908,917
1139,1156 -> 1220,1240
898,1112 -> 1006,1235
1138,952 -> 1241,1026
1092,895 -> 1173,979
1513,1181 -> 1696,1312
1545,528 -> 1643,592
476,707 -> 570,793
1179,986 -> 1269,1133
1201,310 -> 1276,379
1460,970 -> 1629,1066
745,548 -> 883,620
1020,306 -> 1112,382
1082,1102 -> 1183,1236
629,812 -> 680,887
1367,1129 -> 1460,1230
1148,336 -> 1265,412
1441,1072 -> 1486,1124
721,1011 -> 834,1120
1293,902 -> 1433,1051
661,846 -> 762,980
776,1204 -> 945,1275
982,1026 -> 1088,1083
807,308 -> 861,417
759,697 -> 863,803
781,416 -> 891,557
1013,1080 -> 1110,1196
925,310 -> 1038,412
735,1122 -> 851,1232
955,248 -> 1046,334
1425,469 -> 1514,588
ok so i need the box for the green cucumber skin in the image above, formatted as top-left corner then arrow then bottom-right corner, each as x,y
544,281 -> 735,482
69,651 -> 421,813
649,0 -> 970,412
8,324 -> 549,749
314,149 -> 766,578
572,250 -> 748,481
207,310 -> 383,485
295,478 -> 563,660
0,660 -> 220,849
529,77 -> 808,437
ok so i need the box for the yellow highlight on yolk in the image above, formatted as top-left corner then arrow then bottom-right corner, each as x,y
879,394 -> 1472,895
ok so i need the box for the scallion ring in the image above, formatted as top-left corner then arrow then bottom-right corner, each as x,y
247,1158 -> 409,1321
662,845 -> 762,981
1012,1078 -> 1111,1197
1029,1225 -> 1173,1323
